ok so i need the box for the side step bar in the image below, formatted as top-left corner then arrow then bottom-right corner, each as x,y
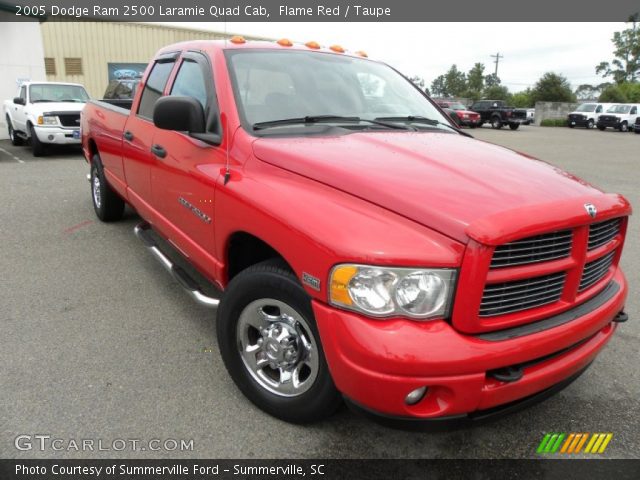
134,222 -> 220,308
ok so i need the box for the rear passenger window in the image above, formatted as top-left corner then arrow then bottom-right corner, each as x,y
170,59 -> 208,108
137,60 -> 175,119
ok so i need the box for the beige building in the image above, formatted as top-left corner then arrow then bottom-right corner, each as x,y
41,22 -> 267,98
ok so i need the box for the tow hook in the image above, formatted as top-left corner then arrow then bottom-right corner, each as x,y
488,365 -> 524,383
613,311 -> 628,323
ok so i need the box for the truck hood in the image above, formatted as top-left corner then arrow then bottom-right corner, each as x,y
252,131 -> 608,243
35,102 -> 85,114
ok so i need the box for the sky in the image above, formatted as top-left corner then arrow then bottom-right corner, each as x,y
162,22 -> 626,92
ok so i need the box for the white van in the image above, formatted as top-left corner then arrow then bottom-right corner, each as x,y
567,103 -> 614,129
596,104 -> 640,132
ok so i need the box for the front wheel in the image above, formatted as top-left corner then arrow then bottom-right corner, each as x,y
90,154 -> 125,222
217,259 -> 341,423
491,117 -> 503,129
619,122 -> 629,132
587,119 -> 595,129
597,125 -> 606,131
29,124 -> 45,156
509,123 -> 520,130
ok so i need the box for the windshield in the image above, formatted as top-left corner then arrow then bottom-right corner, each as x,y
576,103 -> 596,112
449,103 -> 467,110
607,105 -> 631,114
225,49 -> 449,133
29,84 -> 89,103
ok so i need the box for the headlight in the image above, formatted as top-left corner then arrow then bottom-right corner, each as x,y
329,264 -> 456,320
38,115 -> 59,126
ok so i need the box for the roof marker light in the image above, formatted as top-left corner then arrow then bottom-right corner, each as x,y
305,41 -> 321,49
277,38 -> 293,47
329,45 -> 345,53
355,50 -> 368,58
229,35 -> 246,44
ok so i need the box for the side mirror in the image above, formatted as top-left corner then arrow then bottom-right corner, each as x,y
13,97 -> 25,105
153,96 -> 205,133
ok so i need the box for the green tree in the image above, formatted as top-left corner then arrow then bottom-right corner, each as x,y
467,63 -> 485,93
483,85 -> 510,101
484,73 -> 501,87
529,72 -> 577,103
574,84 -> 600,100
510,89 -> 533,107
598,85 -> 627,102
595,15 -> 640,84
408,75 -> 427,91
430,75 -> 448,97
444,64 -> 467,96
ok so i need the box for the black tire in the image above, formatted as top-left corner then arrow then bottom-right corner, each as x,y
6,117 -> 23,146
509,123 -> 520,130
217,259 -> 342,423
29,124 -> 45,157
635,128 -> 640,134
587,119 -> 595,129
568,124 -> 575,128
469,124 -> 477,129
491,116 -> 503,129
619,122 -> 628,132
90,153 -> 125,222
597,125 -> 606,131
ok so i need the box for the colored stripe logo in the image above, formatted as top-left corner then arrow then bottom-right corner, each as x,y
537,433 -> 613,454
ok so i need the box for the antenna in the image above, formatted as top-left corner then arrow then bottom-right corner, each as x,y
223,0 -> 231,185
490,52 -> 503,77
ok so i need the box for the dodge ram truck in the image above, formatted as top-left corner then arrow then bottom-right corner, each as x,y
81,38 -> 631,427
471,99 -> 528,130
4,81 -> 89,156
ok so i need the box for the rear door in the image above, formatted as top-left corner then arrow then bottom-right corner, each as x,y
122,54 -> 177,213
150,51 -> 224,256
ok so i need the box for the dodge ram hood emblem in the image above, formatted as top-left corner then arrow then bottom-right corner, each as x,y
584,203 -> 597,218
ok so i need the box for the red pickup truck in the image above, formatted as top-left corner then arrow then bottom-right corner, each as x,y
81,39 -> 631,427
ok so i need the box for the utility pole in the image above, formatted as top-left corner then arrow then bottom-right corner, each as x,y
490,52 -> 503,77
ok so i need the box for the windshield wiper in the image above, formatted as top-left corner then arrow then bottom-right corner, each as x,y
252,115 -> 413,131
374,115 -> 472,137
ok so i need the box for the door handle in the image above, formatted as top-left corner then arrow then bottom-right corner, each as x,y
151,144 -> 167,159
123,131 -> 134,141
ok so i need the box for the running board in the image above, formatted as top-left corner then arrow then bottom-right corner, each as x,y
134,222 -> 220,308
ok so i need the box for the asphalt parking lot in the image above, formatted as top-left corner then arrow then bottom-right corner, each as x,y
0,126 -> 638,459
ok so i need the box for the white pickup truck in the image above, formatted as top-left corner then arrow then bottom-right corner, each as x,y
3,81 -> 90,156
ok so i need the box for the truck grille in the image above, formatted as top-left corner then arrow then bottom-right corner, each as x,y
579,251 -> 615,292
588,218 -> 621,250
57,113 -> 81,128
598,115 -> 617,123
490,230 -> 572,268
479,272 -> 566,317
569,114 -> 586,121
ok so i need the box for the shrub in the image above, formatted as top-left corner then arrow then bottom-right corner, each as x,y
540,119 -> 569,127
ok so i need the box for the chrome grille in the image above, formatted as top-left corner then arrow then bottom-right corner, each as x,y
579,251 -> 615,291
588,218 -> 621,250
479,272 -> 566,317
490,230 -> 572,268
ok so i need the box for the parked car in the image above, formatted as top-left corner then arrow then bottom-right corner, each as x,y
437,101 -> 481,128
82,40 -> 630,427
597,104 -> 640,132
524,108 -> 535,125
634,116 -> 640,134
470,99 -> 527,130
568,103 -> 613,129
3,81 -> 89,156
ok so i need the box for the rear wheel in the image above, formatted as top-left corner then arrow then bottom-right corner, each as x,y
6,117 -> 23,146
90,153 -> 125,222
568,124 -> 575,128
509,123 -> 520,130
491,116 -> 503,129
29,124 -> 45,157
597,125 -> 606,131
217,259 -> 341,423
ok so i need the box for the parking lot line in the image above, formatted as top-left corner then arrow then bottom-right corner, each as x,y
0,145 -> 25,163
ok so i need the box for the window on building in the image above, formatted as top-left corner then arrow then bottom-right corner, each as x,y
137,60 -> 175,119
64,57 -> 83,75
44,58 -> 56,75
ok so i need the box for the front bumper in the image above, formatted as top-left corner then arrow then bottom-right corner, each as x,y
314,269 -> 626,422
597,119 -> 621,130
33,125 -> 81,145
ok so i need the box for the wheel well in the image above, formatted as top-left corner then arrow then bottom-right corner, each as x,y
226,232 -> 290,281
87,138 -> 98,160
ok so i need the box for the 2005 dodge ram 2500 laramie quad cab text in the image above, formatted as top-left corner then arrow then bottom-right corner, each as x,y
82,39 -> 631,427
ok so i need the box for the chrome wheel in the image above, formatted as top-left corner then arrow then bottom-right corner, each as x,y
92,174 -> 102,209
236,298 -> 319,397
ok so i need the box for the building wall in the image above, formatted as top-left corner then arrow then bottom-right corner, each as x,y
0,22 -> 46,139
534,101 -> 579,125
41,22 -> 266,98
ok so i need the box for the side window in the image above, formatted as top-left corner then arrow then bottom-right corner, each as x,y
137,60 -> 175,119
596,105 -> 602,113
20,86 -> 26,101
170,59 -> 208,108
631,106 -> 637,115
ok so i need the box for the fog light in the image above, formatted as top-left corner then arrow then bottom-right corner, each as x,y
405,386 -> 427,405
48,135 -> 54,141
